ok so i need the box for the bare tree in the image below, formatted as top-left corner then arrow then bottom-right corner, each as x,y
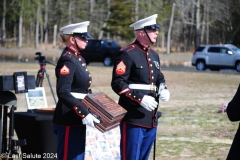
1,0 -> 6,47
135,0 -> 139,21
68,0 -> 72,24
18,0 -> 23,48
35,2 -> 41,48
44,0 -> 49,45
89,0 -> 94,32
53,25 -> 57,48
167,2 -> 175,54
98,0 -> 111,39
194,0 -> 200,49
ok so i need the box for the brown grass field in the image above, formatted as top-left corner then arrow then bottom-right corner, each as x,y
0,48 -> 239,159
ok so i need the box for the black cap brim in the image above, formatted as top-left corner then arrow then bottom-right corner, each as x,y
82,32 -> 92,39
73,32 -> 92,39
143,24 -> 161,30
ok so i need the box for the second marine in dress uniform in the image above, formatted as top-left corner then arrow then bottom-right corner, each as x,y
111,14 -> 170,160
226,84 -> 240,160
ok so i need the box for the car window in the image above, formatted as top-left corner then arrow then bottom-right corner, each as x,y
232,48 -> 240,54
86,40 -> 100,48
102,40 -> 118,47
208,47 -> 220,53
220,48 -> 228,53
196,46 -> 205,52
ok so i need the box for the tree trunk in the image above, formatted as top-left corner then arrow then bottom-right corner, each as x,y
44,0 -> 49,45
35,3 -> 40,48
18,16 -> 23,48
195,0 -> 200,50
53,25 -> 57,48
18,0 -> 23,48
161,33 -> 164,48
98,0 -> 110,39
167,2 -> 175,54
135,0 -> 139,21
200,1 -> 206,44
88,0 -> 94,32
1,0 -> 6,47
39,6 -> 43,44
206,1 -> 209,44
68,0 -> 72,24
148,0 -> 151,15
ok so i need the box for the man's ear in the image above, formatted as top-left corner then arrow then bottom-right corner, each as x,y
139,31 -> 145,37
69,36 -> 75,44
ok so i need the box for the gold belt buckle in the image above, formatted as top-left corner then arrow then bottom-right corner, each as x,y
150,84 -> 155,91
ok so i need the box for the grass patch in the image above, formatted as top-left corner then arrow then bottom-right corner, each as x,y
0,61 -> 239,159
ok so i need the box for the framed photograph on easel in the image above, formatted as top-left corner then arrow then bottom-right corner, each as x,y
25,87 -> 48,110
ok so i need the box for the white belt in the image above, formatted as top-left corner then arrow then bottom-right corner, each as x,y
128,84 -> 157,91
70,92 -> 87,99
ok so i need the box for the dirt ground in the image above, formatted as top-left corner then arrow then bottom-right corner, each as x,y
0,47 -> 239,160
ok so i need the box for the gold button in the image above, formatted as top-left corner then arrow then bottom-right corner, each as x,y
68,52 -> 71,54
134,95 -> 136,98
79,58 -> 81,61
89,74 -> 91,77
75,107 -> 77,110
147,52 -> 149,55
78,111 -> 81,113
143,47 -> 146,50
151,70 -> 153,73
89,81 -> 92,84
129,93 -> 131,96
150,64 -> 152,67
138,98 -> 141,101
75,52 -> 77,55
140,66 -> 143,68
82,115 -> 85,117
148,58 -> 151,61
86,69 -> 88,71
152,76 -> 154,79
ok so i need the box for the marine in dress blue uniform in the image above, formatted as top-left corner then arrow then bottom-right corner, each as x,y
111,14 -> 170,160
226,84 -> 240,160
52,22 -> 100,160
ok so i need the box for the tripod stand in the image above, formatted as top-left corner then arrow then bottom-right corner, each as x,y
35,52 -> 57,105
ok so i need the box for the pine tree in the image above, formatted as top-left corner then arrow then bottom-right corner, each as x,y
103,0 -> 135,42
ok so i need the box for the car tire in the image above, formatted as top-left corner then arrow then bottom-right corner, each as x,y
103,57 -> 112,66
235,62 -> 240,72
196,60 -> 206,71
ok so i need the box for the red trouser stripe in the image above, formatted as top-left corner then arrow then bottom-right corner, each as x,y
122,122 -> 127,160
63,126 -> 70,160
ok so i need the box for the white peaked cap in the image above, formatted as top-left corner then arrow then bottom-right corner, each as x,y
59,21 -> 90,34
129,14 -> 159,30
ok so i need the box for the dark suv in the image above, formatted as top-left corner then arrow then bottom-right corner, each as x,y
80,39 -> 121,66
191,44 -> 240,72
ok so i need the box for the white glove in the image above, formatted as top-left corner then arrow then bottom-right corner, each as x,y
158,83 -> 170,102
82,114 -> 100,128
159,89 -> 170,102
140,95 -> 158,111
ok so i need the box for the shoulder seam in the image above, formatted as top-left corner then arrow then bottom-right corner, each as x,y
121,44 -> 135,52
